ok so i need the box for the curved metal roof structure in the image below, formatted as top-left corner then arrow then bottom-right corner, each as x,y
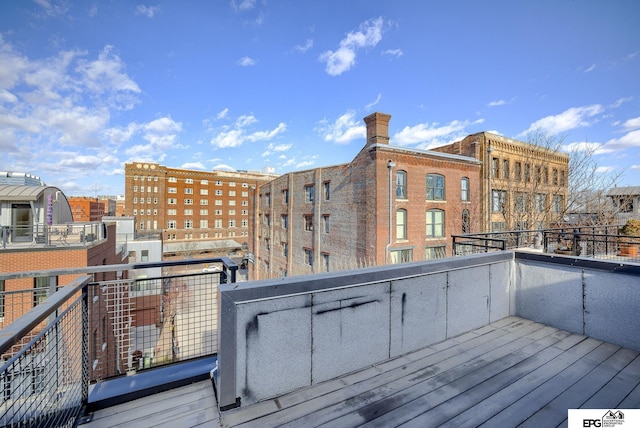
0,185 -> 62,202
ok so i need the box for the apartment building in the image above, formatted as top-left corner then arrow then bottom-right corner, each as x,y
433,132 -> 570,232
124,163 -> 277,258
254,112 -> 482,279
68,196 -> 106,222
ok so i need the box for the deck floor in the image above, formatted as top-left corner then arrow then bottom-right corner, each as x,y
83,316 -> 640,428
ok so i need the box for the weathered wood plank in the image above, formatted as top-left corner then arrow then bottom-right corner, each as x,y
521,346 -> 636,428
481,342 -> 622,428
221,320 -> 524,427
439,336 -> 602,428
258,321 -> 549,427
357,329 -> 570,428
580,352 -> 640,409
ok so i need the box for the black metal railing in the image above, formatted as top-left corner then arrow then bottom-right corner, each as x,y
0,223 -> 108,249
453,225 -> 640,263
0,257 -> 237,426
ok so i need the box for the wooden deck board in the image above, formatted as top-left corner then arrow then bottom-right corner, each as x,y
223,318 -> 538,427
83,317 -> 640,428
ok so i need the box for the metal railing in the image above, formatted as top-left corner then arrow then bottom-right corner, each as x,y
1,223 -> 108,249
453,225 -> 640,263
0,257 -> 237,426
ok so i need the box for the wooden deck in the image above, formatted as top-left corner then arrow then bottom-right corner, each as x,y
82,317 -> 640,427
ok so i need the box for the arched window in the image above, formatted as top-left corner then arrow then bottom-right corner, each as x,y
426,209 -> 445,238
396,171 -> 407,199
396,209 -> 407,240
461,177 -> 470,201
426,174 -> 445,200
462,209 -> 470,234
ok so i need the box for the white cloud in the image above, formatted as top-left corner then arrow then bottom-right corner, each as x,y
237,56 -> 256,67
213,164 -> 236,171
611,97 -> 633,108
584,64 -> 596,73
519,104 -> 604,136
316,110 -> 366,144
34,0 -> 69,17
76,45 -> 141,96
382,49 -> 403,58
488,100 -> 507,107
181,162 -> 206,170
262,142 -> 292,157
294,39 -> 313,53
216,108 -> 229,120
393,118 -> 484,148
135,5 -> 159,18
621,117 -> 640,131
319,17 -> 384,76
365,93 -> 382,110
209,114 -> 287,149
231,0 -> 256,12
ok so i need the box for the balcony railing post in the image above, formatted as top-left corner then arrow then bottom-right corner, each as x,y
82,284 -> 89,405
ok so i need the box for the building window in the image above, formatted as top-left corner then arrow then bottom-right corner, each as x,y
560,170 -> 566,186
552,168 -> 559,185
184,220 -> 193,229
462,209 -> 470,234
200,189 -> 209,195
502,159 -> 509,179
323,253 -> 330,272
515,193 -> 527,213
168,176 -> 177,183
426,174 -> 445,200
184,209 -> 193,215
492,190 -> 507,213
200,200 -> 208,205
390,248 -> 412,264
305,185 -> 314,203
396,171 -> 407,199
323,215 -> 330,233
324,181 -> 330,200
553,194 -> 564,213
168,198 -> 177,205
304,215 -> 313,231
216,190 -> 223,196
184,199 -> 193,205
281,214 -> 288,229
200,220 -> 208,228
265,214 -> 271,227
229,220 -> 236,228
214,219 -> 222,228
304,248 -> 313,266
515,162 -> 522,181
492,157 -> 499,178
283,189 -> 289,204
185,178 -> 193,184
283,242 -> 288,258
265,238 -> 270,251
141,250 -> 149,262
524,164 -> 531,182
396,209 -> 407,240
34,276 -> 54,307
168,220 -> 177,229
425,246 -> 446,260
185,188 -> 193,194
535,194 -> 546,212
461,177 -> 470,201
266,193 -> 271,206
0,280 -> 4,319
426,209 -> 444,238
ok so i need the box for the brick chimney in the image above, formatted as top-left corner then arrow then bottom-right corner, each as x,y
363,112 -> 391,146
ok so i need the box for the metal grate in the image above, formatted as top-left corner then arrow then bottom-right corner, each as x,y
0,290 -> 87,427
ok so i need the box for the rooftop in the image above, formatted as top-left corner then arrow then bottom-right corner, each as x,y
83,316 -> 640,427
1,230 -> 639,427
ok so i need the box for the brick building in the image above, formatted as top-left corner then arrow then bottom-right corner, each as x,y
432,132 -> 570,232
254,112 -> 482,279
124,163 -> 277,259
68,196 -> 106,222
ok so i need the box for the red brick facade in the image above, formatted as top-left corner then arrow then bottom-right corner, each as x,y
255,112 -> 482,279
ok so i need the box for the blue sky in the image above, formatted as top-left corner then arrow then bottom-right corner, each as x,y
0,0 -> 638,196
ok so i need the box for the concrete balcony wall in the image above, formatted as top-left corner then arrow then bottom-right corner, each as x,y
217,252 -> 513,409
514,253 -> 640,352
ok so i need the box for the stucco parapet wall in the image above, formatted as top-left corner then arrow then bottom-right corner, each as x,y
218,251 -> 511,301
367,144 -> 482,166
